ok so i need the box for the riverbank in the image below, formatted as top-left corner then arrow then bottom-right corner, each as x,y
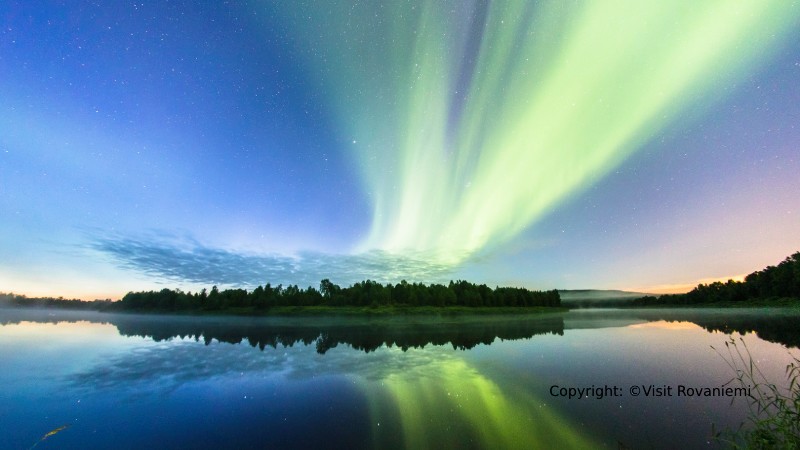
626,297 -> 800,309
107,304 -> 569,317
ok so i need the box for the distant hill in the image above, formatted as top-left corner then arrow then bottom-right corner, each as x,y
558,289 -> 651,307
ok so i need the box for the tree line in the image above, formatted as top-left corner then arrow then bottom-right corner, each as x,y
116,279 -> 560,311
633,251 -> 800,306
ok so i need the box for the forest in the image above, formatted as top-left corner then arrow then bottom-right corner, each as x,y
633,251 -> 800,306
0,279 -> 561,312
116,280 -> 561,311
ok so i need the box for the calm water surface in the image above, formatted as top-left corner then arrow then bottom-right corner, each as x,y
1,308 -> 799,449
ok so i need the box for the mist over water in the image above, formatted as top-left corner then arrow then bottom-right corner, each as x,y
2,308 -> 799,449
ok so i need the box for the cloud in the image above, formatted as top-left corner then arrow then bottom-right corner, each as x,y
89,231 -> 455,287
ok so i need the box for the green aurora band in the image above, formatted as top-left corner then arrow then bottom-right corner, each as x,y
275,1 -> 799,266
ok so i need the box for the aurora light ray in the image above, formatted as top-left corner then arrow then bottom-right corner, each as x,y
276,1 -> 799,266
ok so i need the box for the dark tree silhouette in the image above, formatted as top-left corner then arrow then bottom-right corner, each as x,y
633,251 -> 800,306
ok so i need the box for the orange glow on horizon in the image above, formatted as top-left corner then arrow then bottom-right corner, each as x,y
1,283 -> 124,302
624,273 -> 748,296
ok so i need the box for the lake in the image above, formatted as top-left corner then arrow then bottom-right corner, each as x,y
1,308 -> 798,449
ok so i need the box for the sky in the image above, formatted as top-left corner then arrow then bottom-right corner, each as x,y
1,1 -> 799,299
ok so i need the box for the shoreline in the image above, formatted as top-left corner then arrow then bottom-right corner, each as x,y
0,304 -> 568,318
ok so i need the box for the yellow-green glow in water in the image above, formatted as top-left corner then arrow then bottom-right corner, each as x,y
277,1 -> 798,265
362,347 -> 597,449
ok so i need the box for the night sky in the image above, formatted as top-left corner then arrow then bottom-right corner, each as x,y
2,1 -> 799,299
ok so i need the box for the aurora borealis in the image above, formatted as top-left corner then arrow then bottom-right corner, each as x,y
283,1 -> 797,263
1,1 -> 799,298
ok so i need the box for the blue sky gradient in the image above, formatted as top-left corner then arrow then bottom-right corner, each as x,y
1,1 -> 799,298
